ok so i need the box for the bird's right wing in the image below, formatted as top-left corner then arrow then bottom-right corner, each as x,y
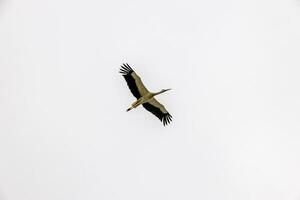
119,63 -> 149,99
142,98 -> 172,126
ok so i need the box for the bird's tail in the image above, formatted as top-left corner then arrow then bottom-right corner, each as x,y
126,107 -> 132,112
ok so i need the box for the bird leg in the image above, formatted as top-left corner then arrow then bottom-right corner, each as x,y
126,99 -> 142,112
132,99 -> 142,107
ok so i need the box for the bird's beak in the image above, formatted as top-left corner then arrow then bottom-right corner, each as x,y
166,88 -> 171,91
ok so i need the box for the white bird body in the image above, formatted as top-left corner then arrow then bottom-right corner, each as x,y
130,92 -> 157,109
120,63 -> 172,126
131,94 -> 152,108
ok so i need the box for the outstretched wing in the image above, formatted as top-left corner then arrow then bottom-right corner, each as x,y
142,98 -> 172,126
119,63 -> 149,99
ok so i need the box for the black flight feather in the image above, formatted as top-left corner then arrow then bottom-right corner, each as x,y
142,102 -> 172,126
119,63 -> 141,99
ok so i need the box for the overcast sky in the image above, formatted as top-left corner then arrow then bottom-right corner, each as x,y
1,0 -> 300,199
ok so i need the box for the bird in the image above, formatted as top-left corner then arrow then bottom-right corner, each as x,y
119,63 -> 172,126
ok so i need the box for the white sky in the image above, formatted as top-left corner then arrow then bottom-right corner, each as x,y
1,0 -> 300,199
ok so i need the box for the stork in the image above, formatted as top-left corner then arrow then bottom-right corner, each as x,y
120,63 -> 172,126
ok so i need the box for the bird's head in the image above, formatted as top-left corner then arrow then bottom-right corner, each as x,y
161,88 -> 171,93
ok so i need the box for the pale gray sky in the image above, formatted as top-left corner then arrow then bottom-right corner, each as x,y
1,0 -> 300,199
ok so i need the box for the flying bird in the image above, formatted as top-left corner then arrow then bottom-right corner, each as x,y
120,63 -> 172,126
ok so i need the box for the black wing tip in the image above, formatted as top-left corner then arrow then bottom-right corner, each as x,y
119,63 -> 134,75
162,113 -> 172,126
142,103 -> 172,126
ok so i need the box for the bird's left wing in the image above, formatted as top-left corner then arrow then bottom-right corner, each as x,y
142,98 -> 172,126
119,63 -> 149,99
